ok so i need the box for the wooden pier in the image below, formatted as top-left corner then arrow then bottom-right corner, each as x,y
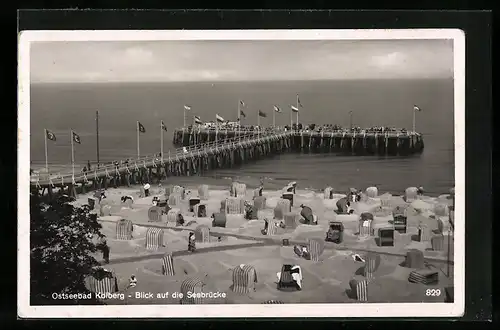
30,131 -> 293,199
173,128 -> 424,156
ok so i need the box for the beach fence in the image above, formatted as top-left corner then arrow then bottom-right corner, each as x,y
198,184 -> 210,200
231,264 -> 258,294
161,254 -> 175,276
145,228 -> 164,250
148,206 -> 162,222
308,238 -> 324,262
349,278 -> 368,302
363,253 -> 381,282
195,224 -> 210,243
180,276 -> 206,304
115,219 -> 133,240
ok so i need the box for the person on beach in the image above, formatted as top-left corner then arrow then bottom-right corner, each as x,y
188,232 -> 196,252
98,238 -> 110,264
417,186 -> 424,196
128,275 -> 137,288
143,183 -> 151,197
81,166 -> 87,174
87,160 -> 92,171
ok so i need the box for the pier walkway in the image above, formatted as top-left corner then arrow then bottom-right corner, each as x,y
30,130 -> 294,198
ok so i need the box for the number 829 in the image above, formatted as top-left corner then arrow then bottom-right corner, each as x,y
425,289 -> 441,296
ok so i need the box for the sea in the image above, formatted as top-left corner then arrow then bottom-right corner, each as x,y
29,79 -> 455,196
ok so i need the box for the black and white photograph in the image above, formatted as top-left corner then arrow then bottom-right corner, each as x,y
18,29 -> 465,318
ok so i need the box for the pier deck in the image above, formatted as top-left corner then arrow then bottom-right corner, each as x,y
30,127 -> 424,198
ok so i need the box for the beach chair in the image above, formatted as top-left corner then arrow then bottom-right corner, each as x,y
253,196 -> 266,210
195,204 -> 207,217
349,278 -> 368,302
277,264 -> 301,292
212,212 -> 227,228
404,249 -> 425,269
188,197 -> 201,212
363,253 -> 381,282
148,206 -> 161,222
194,225 -> 210,243
393,215 -> 407,233
282,192 -> 294,207
161,254 -> 175,276
180,276 -> 205,304
326,221 -> 344,244
431,234 -> 445,251
231,264 -> 258,294
145,228 -> 164,250
408,269 -> 439,285
115,219 -> 133,240
87,197 -> 96,210
377,228 -> 394,246
85,268 -> 119,296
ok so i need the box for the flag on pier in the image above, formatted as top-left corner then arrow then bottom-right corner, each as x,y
184,105 -> 192,111
72,131 -> 81,144
216,114 -> 225,123
258,110 -> 267,118
138,122 -> 146,133
297,95 -> 303,108
413,105 -> 422,112
194,116 -> 203,124
291,105 -> 299,113
45,129 -> 56,141
274,105 -> 282,113
240,110 -> 247,118
161,120 -> 168,131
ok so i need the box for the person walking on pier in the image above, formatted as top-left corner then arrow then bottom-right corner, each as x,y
188,232 -> 196,253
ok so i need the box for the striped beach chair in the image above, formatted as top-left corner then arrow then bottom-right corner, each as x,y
145,228 -> 164,250
418,225 -> 432,242
168,193 -> 183,207
148,206 -> 161,222
225,197 -> 245,214
115,219 -> 133,240
253,196 -> 266,210
284,212 -> 299,229
266,220 -> 279,236
431,234 -> 445,251
323,187 -> 333,199
379,194 -> 392,207
358,220 -> 372,239
166,208 -> 181,223
308,238 -> 324,262
231,264 -> 258,294
349,278 -> 368,302
198,184 -> 209,200
85,269 -> 118,295
276,199 -> 291,214
161,254 -> 175,276
363,253 -> 381,282
195,225 -> 210,243
408,269 -> 439,285
180,276 -> 205,304
262,300 -> 284,304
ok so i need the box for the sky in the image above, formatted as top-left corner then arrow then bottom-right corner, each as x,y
30,39 -> 454,83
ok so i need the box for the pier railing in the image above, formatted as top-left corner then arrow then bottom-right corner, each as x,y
30,130 -> 288,187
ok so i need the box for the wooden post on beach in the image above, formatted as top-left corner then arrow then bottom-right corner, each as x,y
44,129 -> 49,175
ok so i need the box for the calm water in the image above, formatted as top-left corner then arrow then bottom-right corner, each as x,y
29,79 -> 455,195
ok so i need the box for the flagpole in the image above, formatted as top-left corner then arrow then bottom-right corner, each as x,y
273,108 -> 276,128
96,110 -> 100,167
215,115 -> 218,145
44,129 -> 48,175
70,129 -> 75,179
412,106 -> 416,133
257,110 -> 260,139
296,94 -> 299,127
137,121 -> 140,159
238,101 -> 240,142
183,107 -> 186,128
160,121 -> 164,163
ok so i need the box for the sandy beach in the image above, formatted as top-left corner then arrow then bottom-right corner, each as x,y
75,182 -> 454,304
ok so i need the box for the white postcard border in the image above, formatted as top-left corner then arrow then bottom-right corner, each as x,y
18,29 -> 465,318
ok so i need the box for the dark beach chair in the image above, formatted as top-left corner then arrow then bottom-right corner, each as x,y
326,221 -> 344,244
277,264 -> 300,292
